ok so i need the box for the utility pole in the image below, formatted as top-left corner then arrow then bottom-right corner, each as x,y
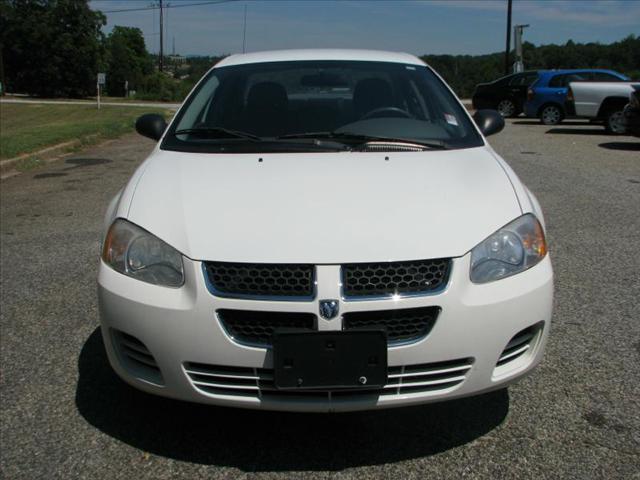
505,0 -> 512,75
242,4 -> 247,53
159,0 -> 164,71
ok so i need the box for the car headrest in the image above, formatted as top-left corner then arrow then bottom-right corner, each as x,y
246,81 -> 288,112
353,78 -> 393,117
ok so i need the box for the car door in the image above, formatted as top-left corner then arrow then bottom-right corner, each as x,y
508,72 -> 538,109
548,73 -> 588,106
486,74 -> 513,106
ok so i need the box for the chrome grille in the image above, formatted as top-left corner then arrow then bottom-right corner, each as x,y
184,358 -> 473,400
342,258 -> 451,298
377,359 -> 473,395
343,306 -> 439,344
203,262 -> 315,299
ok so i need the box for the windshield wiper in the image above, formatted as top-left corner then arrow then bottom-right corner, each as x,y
174,127 -> 350,151
173,127 -> 262,141
278,131 -> 448,149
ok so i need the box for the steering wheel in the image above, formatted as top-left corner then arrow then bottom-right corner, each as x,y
360,107 -> 412,120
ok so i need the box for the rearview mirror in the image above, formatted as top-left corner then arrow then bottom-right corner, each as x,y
135,114 -> 167,141
473,109 -> 505,137
300,73 -> 348,87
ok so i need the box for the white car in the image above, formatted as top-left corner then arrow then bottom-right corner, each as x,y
98,49 -> 553,412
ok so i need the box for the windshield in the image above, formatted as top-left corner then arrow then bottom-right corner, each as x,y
162,60 -> 483,153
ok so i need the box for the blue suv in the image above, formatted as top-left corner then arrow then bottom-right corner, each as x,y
524,69 -> 629,125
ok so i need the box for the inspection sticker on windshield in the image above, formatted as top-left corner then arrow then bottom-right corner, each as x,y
444,113 -> 458,126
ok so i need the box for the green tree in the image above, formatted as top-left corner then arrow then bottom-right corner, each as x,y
422,35 -> 639,98
105,26 -> 152,97
1,0 -> 105,97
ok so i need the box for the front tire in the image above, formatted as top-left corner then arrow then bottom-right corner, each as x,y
540,105 -> 563,125
497,99 -> 517,118
605,109 -> 626,134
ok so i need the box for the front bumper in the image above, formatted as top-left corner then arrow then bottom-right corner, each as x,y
98,254 -> 553,412
624,104 -> 640,137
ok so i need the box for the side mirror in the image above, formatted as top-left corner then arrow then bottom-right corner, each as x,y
473,109 -> 505,137
135,114 -> 167,141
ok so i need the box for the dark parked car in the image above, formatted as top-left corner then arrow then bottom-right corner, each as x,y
623,85 -> 640,137
472,71 -> 540,117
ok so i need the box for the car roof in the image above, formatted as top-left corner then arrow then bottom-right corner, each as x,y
498,70 -> 540,78
215,49 -> 426,68
539,68 -> 622,77
499,70 -> 540,76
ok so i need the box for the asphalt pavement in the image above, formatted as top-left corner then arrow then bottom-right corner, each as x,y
1,120 -> 639,479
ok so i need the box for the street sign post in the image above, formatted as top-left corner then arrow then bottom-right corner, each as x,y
97,73 -> 106,109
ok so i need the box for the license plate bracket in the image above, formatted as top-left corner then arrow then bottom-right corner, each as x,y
273,330 -> 387,390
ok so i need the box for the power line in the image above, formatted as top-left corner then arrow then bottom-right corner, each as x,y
100,0 -> 237,14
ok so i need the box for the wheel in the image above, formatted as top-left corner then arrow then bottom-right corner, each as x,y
605,110 -> 626,134
496,99 -> 517,118
540,105 -> 563,125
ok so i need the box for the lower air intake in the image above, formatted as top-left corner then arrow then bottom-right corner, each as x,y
113,330 -> 164,385
497,323 -> 543,367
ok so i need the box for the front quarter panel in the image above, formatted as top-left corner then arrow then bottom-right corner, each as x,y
484,146 -> 531,214
484,147 -> 547,235
524,186 -> 546,229
103,188 -> 123,237
111,156 -> 155,222
101,151 -> 157,247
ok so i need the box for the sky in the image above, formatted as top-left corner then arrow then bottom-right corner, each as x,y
89,0 -> 640,57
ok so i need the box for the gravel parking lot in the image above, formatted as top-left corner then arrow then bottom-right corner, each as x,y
1,120 -> 639,479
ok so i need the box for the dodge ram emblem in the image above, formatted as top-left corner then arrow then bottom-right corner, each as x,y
319,299 -> 339,320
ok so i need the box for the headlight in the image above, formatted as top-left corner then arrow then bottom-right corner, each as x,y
102,219 -> 184,287
470,214 -> 547,284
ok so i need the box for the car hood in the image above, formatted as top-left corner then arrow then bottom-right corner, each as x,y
127,147 -> 522,263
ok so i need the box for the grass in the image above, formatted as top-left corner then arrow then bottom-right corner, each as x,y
0,103 -> 172,160
3,94 -> 179,104
14,156 -> 44,172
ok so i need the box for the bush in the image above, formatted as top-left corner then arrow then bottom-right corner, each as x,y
134,72 -> 192,102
